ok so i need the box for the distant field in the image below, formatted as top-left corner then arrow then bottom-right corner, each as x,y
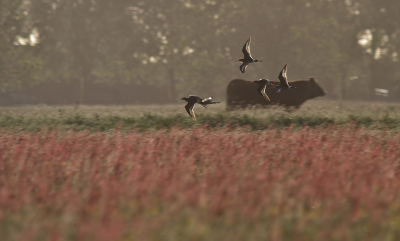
0,100 -> 400,131
1,127 -> 400,241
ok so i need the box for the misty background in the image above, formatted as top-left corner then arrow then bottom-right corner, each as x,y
0,0 -> 399,105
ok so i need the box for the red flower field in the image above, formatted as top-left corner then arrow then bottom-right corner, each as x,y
1,126 -> 400,240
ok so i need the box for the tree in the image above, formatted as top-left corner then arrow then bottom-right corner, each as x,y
30,0 -> 143,102
0,0 -> 41,89
352,0 -> 400,99
127,0 -> 241,100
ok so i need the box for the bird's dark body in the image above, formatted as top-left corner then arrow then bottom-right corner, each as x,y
226,78 -> 326,110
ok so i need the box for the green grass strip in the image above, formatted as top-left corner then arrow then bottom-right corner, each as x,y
0,112 -> 399,132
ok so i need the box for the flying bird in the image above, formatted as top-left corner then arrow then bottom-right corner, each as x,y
199,96 -> 220,108
178,95 -> 202,121
251,79 -> 274,101
275,64 -> 297,93
238,36 -> 262,73
177,95 -> 220,121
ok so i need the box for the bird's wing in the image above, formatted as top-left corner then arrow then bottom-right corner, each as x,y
185,102 -> 196,121
240,63 -> 248,73
261,84 -> 271,101
278,64 -> 288,87
241,37 -> 252,59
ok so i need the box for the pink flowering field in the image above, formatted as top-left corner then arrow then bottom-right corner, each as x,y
1,126 -> 400,241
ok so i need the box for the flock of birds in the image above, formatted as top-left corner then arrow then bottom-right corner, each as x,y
178,36 -> 297,121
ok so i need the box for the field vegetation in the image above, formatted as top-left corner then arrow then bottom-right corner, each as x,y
0,100 -> 400,132
1,100 -> 400,241
1,125 -> 400,240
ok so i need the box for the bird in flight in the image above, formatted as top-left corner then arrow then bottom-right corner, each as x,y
251,79 -> 274,101
177,95 -> 220,121
199,96 -> 220,108
238,36 -> 262,73
275,64 -> 297,93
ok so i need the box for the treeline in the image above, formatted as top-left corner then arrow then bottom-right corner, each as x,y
1,0 -> 399,104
